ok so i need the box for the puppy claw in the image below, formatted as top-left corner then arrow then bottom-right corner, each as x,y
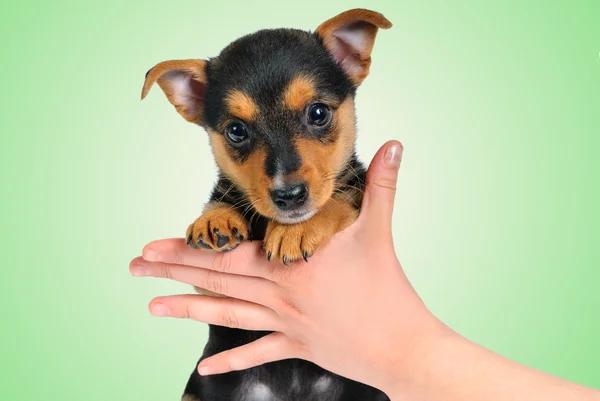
262,219 -> 334,264
187,234 -> 199,249
197,235 -> 212,249
232,228 -> 244,242
186,205 -> 249,252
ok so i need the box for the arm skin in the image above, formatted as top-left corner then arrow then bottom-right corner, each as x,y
131,141 -> 600,401
384,329 -> 599,401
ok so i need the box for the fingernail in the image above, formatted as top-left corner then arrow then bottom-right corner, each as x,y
131,264 -> 149,277
150,303 -> 170,317
384,143 -> 402,169
198,365 -> 212,376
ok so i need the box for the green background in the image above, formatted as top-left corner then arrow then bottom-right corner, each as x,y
1,0 -> 598,399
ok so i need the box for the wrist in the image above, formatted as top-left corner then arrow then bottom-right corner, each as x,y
377,317 -> 465,400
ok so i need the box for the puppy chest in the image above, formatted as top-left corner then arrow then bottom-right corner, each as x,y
235,374 -> 342,401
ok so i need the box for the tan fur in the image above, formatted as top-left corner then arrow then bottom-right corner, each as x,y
283,75 -> 316,111
189,201 -> 247,297
209,96 -> 356,226
181,395 -> 200,401
316,9 -> 392,85
225,90 -> 259,121
209,132 -> 279,219
141,11 -> 387,268
141,59 -> 207,124
261,98 -> 358,262
263,195 -> 358,261
186,202 -> 249,250
294,98 -> 356,210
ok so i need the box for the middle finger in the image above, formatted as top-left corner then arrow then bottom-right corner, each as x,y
131,257 -> 279,307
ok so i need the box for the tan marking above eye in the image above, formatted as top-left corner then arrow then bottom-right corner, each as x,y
225,90 -> 259,121
283,75 -> 317,111
208,130 -> 278,219
206,98 -> 356,219
294,97 -> 356,209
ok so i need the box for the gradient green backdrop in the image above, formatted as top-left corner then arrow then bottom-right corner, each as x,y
1,0 -> 598,399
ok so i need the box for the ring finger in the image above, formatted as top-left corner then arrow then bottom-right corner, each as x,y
149,294 -> 284,332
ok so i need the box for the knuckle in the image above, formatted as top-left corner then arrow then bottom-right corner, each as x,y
212,252 -> 232,273
206,270 -> 227,295
161,264 -> 174,280
372,176 -> 397,191
221,308 -> 240,329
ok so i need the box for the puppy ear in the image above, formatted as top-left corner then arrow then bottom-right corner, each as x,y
316,9 -> 392,85
141,59 -> 207,125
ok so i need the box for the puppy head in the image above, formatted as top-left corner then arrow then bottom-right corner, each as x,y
142,9 -> 391,224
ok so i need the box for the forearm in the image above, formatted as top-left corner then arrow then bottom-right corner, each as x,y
384,328 -> 600,401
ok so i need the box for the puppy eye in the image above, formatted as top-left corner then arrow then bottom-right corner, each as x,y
225,122 -> 249,144
307,103 -> 331,127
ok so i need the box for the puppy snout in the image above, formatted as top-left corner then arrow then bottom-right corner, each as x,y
270,183 -> 308,211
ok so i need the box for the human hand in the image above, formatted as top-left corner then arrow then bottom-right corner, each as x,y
131,140 -> 600,401
130,140 -> 446,397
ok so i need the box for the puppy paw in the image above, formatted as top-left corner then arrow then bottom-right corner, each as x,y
186,203 -> 249,252
262,220 -> 332,264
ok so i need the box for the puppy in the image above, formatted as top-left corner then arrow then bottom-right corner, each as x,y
142,8 -> 392,401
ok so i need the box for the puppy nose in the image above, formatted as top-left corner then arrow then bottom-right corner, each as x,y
270,184 -> 308,211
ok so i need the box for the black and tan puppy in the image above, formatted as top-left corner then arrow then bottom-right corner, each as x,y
142,8 -> 392,401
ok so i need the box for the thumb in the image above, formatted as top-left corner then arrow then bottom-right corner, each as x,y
358,140 -> 403,230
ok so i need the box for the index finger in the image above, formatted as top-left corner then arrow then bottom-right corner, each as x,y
141,238 -> 276,280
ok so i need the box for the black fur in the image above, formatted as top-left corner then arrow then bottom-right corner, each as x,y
184,156 -> 384,401
204,29 -> 354,173
182,28 -> 388,401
